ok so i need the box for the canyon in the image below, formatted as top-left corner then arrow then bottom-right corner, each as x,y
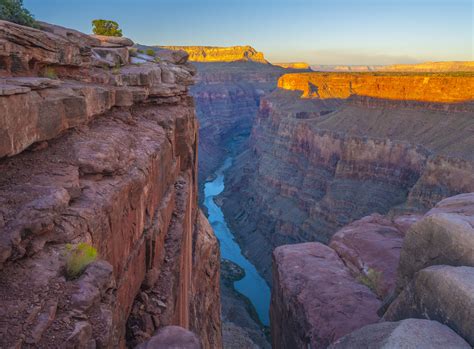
1,15 -> 473,349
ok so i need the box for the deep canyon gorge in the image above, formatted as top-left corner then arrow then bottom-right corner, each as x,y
0,15 -> 473,349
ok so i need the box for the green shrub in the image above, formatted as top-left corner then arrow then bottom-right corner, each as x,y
357,267 -> 382,295
65,243 -> 98,279
129,49 -> 138,57
137,49 -> 144,54
92,19 -> 122,37
41,67 -> 57,79
0,0 -> 38,28
145,49 -> 156,57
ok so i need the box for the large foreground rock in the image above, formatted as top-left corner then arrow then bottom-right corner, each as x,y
328,319 -> 470,349
384,265 -> 474,346
396,193 -> 474,291
271,242 -> 381,348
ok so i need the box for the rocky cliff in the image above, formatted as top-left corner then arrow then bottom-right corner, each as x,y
0,20 -> 221,348
221,72 -> 474,283
311,60 -> 474,72
161,45 -> 268,63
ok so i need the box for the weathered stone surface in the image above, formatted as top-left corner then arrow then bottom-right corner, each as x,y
384,265 -> 474,346
270,242 -> 381,349
37,21 -> 101,47
92,47 -> 129,66
90,34 -> 134,47
135,326 -> 201,349
396,193 -> 474,292
0,20 -> 91,75
328,319 -> 470,349
329,213 -> 419,298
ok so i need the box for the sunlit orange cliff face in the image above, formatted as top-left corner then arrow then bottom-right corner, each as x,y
277,72 -> 474,103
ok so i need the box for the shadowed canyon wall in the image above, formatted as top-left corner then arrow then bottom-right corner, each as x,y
0,20 -> 221,348
221,72 -> 474,283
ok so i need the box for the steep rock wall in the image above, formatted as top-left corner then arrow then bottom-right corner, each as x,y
0,21 -> 221,348
222,74 -> 474,283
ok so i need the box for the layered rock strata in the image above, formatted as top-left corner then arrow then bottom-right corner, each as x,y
0,20 -> 221,348
222,72 -> 474,283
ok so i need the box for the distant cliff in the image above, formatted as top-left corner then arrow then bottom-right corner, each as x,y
277,72 -> 474,102
311,61 -> 474,73
161,45 -> 268,63
273,62 -> 310,69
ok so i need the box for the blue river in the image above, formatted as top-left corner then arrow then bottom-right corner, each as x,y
203,158 -> 271,326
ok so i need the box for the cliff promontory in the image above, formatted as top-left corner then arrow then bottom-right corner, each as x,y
161,45 -> 268,63
0,20 -> 221,348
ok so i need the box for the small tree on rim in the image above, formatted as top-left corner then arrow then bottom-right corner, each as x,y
92,19 -> 123,37
0,0 -> 38,28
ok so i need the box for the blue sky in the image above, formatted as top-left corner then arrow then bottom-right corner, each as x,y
25,0 -> 473,65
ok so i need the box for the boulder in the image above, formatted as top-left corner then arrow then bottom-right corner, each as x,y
328,319 -> 470,349
135,326 -> 201,349
384,265 -> 474,346
91,34 -> 134,47
329,214 -> 416,298
396,193 -> 474,292
271,242 -> 381,349
92,47 -> 129,66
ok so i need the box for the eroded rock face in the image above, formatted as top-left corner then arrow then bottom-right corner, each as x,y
328,319 -> 470,349
270,242 -> 381,349
384,266 -> 474,346
0,21 -> 221,348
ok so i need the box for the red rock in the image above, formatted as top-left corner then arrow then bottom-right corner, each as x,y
270,242 -> 381,349
329,213 -> 420,298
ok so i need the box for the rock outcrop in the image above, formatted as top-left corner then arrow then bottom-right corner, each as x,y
221,72 -> 474,283
0,20 -> 221,348
136,326 -> 202,349
161,45 -> 268,63
270,193 -> 474,348
328,319 -> 470,349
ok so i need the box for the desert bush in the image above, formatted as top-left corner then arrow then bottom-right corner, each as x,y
92,19 -> 122,37
137,49 -> 145,54
146,49 -> 156,57
41,67 -> 57,79
129,48 -> 138,57
0,0 -> 38,28
357,267 -> 382,295
65,243 -> 98,279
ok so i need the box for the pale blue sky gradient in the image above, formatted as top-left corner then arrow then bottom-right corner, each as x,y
25,0 -> 473,64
